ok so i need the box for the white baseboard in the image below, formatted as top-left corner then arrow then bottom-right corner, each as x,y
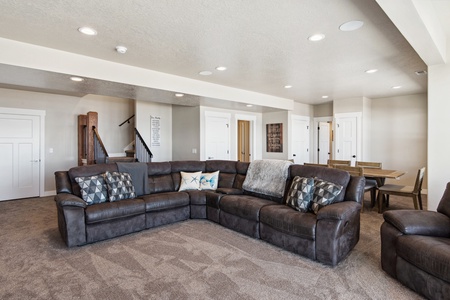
43,190 -> 56,197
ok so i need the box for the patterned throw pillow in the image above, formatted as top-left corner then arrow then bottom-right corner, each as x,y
104,171 -> 136,202
285,176 -> 315,212
200,171 -> 219,190
310,178 -> 343,214
74,174 -> 108,205
179,171 -> 202,191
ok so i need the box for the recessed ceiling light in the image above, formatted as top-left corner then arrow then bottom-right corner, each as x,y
339,20 -> 364,32
365,69 -> 378,74
216,66 -> 227,71
70,76 -> 84,82
246,104 -> 253,107
322,95 -> 329,99
175,93 -> 184,97
284,85 -> 293,89
115,46 -> 127,54
78,27 -> 97,36
392,85 -> 402,89
199,71 -> 212,76
308,34 -> 325,42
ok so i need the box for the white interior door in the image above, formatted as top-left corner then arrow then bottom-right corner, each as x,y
0,113 -> 40,200
334,113 -> 360,165
205,114 -> 230,160
318,121 -> 331,164
291,116 -> 310,164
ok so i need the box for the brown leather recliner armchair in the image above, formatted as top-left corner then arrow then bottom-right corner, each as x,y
380,182 -> 450,300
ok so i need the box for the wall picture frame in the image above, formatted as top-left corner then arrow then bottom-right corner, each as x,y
266,123 -> 283,152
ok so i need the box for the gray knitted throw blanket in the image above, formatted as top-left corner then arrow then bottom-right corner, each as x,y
242,159 -> 292,198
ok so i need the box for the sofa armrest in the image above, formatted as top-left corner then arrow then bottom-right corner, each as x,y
317,201 -> 361,220
55,193 -> 87,208
383,210 -> 450,237
315,201 -> 361,266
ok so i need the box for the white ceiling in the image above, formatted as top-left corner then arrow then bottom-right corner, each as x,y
0,0 -> 447,108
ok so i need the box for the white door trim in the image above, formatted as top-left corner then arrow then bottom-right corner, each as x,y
313,116 -> 333,164
0,107 -> 45,198
334,112 -> 362,164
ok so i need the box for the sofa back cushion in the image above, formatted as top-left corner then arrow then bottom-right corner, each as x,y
288,165 -> 350,203
234,161 -> 249,189
68,163 -> 118,197
147,162 -> 174,193
170,161 -> 206,191
437,182 -> 450,218
206,160 -> 237,189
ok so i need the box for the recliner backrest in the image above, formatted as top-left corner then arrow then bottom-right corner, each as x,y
437,182 -> 450,218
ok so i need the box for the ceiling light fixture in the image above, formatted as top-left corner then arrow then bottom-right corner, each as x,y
415,70 -> 427,76
339,20 -> 364,32
308,34 -> 325,42
199,71 -> 212,76
78,27 -> 97,36
284,85 -> 292,89
246,104 -> 253,107
175,93 -> 184,97
70,76 -> 84,82
392,85 -> 402,89
365,69 -> 378,74
216,66 -> 227,71
115,46 -> 127,54
322,95 -> 329,99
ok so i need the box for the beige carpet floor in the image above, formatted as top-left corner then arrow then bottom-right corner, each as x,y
0,195 -> 425,300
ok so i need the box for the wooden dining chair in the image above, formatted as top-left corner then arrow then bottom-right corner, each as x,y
377,167 -> 426,213
356,161 -> 382,207
334,165 -> 376,212
327,159 -> 351,167
356,161 -> 382,169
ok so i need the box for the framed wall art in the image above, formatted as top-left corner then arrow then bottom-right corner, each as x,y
266,123 -> 283,152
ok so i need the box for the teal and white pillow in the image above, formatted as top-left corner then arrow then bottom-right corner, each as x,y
200,171 -> 219,190
310,178 -> 343,214
179,171 -> 202,191
75,174 -> 108,205
285,176 -> 314,212
104,171 -> 136,201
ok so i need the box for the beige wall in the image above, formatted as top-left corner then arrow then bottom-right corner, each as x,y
371,93 -> 427,188
313,102 -> 333,117
0,88 -> 133,193
172,105 -> 200,161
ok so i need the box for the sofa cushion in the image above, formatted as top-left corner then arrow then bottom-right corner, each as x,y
85,198 -> 145,224
310,179 -> 343,214
179,171 -> 202,191
396,235 -> 450,283
68,163 -> 118,197
104,171 -> 136,201
260,205 -> 317,240
216,188 -> 243,195
74,174 -> 108,205
219,195 -> 278,221
285,176 -> 315,212
142,192 -> 190,212
187,190 -> 207,205
200,171 -> 219,190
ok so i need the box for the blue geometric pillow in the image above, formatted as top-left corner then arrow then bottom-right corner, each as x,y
104,171 -> 136,202
74,174 -> 108,205
310,178 -> 343,214
200,171 -> 219,190
285,176 -> 315,212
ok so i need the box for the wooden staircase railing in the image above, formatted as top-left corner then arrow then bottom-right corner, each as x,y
134,128 -> 153,162
93,126 -> 109,164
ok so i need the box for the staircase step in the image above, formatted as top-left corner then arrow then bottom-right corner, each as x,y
106,157 -> 136,163
125,150 -> 135,157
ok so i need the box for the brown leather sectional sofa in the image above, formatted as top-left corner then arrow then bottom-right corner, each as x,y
54,160 -> 365,266
380,182 -> 450,300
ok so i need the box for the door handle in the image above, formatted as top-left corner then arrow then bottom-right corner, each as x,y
293,154 -> 296,157
208,157 -> 214,159
30,160 -> 39,162
352,155 -> 356,158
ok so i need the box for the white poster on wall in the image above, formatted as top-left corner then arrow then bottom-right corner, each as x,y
151,116 -> 161,147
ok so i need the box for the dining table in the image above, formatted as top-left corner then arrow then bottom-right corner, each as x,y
362,168 -> 406,187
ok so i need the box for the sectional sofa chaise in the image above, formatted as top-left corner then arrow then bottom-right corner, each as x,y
54,160 -> 365,266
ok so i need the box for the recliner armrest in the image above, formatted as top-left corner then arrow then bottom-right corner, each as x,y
55,193 -> 87,209
316,201 -> 361,220
383,210 -> 450,237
